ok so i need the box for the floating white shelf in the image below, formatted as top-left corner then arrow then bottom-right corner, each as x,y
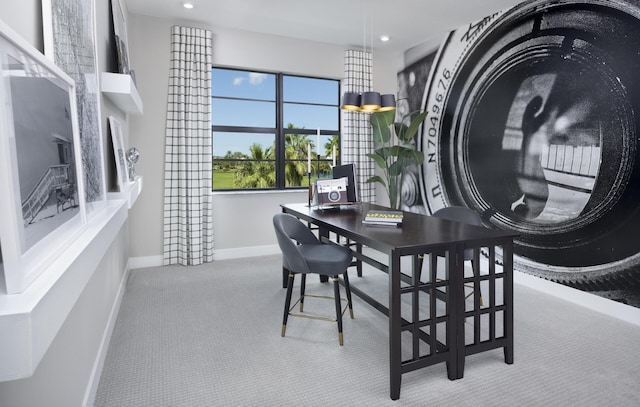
101,72 -> 143,114
0,200 -> 128,381
107,176 -> 143,209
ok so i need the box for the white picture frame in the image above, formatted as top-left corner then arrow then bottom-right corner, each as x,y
110,0 -> 131,74
0,19 -> 86,294
42,0 -> 106,214
108,116 -> 130,191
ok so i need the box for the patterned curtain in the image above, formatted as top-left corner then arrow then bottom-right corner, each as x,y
163,26 -> 214,266
342,49 -> 375,203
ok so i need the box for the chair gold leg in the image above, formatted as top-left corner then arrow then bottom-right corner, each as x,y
343,272 -> 354,319
339,332 -> 344,346
333,276 -> 344,346
282,273 -> 295,338
299,274 -> 306,312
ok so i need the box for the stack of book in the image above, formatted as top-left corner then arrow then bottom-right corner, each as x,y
362,210 -> 404,227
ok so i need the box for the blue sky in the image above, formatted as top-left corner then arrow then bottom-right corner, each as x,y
211,68 -> 339,157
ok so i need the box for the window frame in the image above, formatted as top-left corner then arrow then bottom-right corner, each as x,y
211,67 -> 341,191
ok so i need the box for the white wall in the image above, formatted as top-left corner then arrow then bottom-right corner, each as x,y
126,13 -> 401,258
0,1 -> 43,50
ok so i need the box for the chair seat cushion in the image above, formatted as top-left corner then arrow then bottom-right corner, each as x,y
297,244 -> 353,276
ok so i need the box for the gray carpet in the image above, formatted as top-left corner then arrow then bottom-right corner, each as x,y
94,254 -> 640,406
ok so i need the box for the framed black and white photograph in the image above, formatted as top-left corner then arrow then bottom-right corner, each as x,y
108,116 -> 130,190
0,19 -> 86,294
42,0 -> 106,213
110,0 -> 131,74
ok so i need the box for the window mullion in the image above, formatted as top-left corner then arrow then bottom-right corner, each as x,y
276,73 -> 285,189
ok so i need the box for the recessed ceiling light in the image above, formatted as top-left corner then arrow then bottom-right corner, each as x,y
183,2 -> 194,9
379,35 -> 390,42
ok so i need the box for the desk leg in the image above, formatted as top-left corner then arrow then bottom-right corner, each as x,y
445,244 -> 462,380
503,239 -> 514,364
389,251 -> 402,400
357,243 -> 363,277
454,243 -> 466,378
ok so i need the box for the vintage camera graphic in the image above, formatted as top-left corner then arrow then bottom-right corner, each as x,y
316,177 -> 349,205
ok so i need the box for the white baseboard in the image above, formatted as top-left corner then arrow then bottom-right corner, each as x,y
128,246 -> 281,269
82,260 -> 132,407
515,271 -> 640,327
128,255 -> 163,269
213,244 -> 280,260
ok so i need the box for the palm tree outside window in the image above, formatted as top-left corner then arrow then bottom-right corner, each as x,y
211,68 -> 340,190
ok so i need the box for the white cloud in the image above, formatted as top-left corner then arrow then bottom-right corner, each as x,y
232,73 -> 267,86
248,72 -> 267,85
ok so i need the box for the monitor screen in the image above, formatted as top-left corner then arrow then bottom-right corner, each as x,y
332,163 -> 358,202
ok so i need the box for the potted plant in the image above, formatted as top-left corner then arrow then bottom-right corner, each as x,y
367,109 -> 428,209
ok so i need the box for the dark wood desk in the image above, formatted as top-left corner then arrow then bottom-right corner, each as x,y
281,202 -> 517,400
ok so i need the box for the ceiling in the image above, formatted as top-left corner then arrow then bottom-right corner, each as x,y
125,0 -> 524,53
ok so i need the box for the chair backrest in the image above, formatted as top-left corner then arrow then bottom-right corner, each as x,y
273,213 -> 320,274
432,206 -> 483,227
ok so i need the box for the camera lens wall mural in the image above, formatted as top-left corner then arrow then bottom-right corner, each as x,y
412,0 -> 640,307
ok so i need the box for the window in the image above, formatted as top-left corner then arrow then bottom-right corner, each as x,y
211,68 -> 340,190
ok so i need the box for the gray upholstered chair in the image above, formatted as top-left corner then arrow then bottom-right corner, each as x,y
431,206 -> 485,305
273,213 -> 354,346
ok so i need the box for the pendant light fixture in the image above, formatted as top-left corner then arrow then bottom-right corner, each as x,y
341,6 -> 396,113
